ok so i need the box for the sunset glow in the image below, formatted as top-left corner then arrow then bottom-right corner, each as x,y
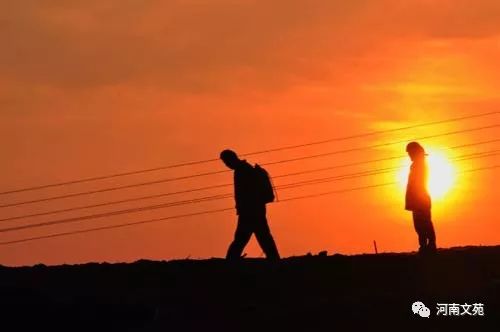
1,1 -> 499,266
397,149 -> 457,200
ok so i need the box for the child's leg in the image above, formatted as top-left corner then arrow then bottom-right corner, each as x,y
412,211 -> 427,251
424,210 -> 436,249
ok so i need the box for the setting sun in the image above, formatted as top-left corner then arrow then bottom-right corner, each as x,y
397,149 -> 457,200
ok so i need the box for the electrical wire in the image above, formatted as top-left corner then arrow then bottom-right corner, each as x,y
1,111 -> 497,196
1,164 -> 497,246
1,124 -> 497,209
0,151 -> 497,234
2,139 -> 497,222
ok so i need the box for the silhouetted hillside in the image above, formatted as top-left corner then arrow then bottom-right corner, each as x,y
1,246 -> 500,331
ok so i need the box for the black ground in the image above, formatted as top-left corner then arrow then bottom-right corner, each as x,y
1,246 -> 499,331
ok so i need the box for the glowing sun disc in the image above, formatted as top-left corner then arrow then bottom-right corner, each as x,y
397,150 -> 456,199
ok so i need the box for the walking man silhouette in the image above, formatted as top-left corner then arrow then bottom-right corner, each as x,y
405,142 -> 437,254
220,149 -> 280,261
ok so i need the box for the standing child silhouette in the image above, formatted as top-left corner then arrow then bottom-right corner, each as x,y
405,142 -> 437,254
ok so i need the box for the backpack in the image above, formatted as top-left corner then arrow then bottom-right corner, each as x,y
254,164 -> 276,204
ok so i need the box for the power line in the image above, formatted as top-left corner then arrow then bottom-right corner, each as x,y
0,208 -> 235,246
1,124 -> 497,209
1,141 -> 498,222
0,183 -> 232,222
280,164 -> 500,203
243,112 -> 499,154
0,193 -> 231,233
271,150 -> 500,190
1,111 -> 498,196
1,164 -> 497,246
453,151 -> 500,162
1,151 -> 497,234
263,124 -> 499,166
2,138 -> 497,223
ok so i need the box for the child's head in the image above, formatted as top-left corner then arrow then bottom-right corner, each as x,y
406,142 -> 426,161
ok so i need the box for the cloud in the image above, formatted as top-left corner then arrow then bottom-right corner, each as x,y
1,0 -> 499,93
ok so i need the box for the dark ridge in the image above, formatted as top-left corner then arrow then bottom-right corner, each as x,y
1,245 -> 499,331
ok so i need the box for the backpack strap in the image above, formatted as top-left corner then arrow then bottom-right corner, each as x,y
255,164 -> 279,203
269,173 -> 279,202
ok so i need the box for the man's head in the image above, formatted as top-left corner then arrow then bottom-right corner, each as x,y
406,141 -> 426,161
220,149 -> 240,169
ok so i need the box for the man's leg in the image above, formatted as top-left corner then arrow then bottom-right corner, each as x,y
226,215 -> 253,260
254,212 -> 280,260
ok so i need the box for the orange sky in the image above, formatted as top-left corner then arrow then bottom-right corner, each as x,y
1,0 -> 499,266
